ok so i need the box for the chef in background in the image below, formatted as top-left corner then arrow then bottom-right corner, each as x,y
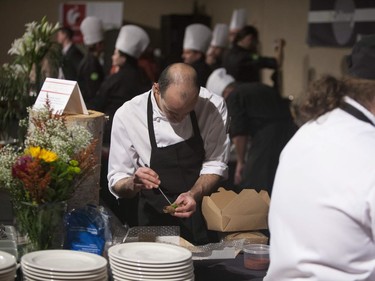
206,23 -> 229,70
56,26 -> 83,81
182,23 -> 212,87
78,16 -> 105,104
228,8 -> 247,44
206,68 -> 297,195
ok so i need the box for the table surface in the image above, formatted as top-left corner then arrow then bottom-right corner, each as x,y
194,253 -> 267,281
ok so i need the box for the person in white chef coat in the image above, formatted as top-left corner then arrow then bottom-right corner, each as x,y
182,23 -> 212,87
265,35 -> 375,280
107,62 -> 230,245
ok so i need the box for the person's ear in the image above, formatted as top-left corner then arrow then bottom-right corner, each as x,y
153,83 -> 160,94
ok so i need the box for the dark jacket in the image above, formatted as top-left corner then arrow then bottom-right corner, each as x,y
61,44 -> 84,81
191,58 -> 212,87
77,53 -> 105,103
223,45 -> 277,83
227,83 -> 297,194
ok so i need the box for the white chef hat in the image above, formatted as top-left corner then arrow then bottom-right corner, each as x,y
115,25 -> 150,59
210,23 -> 229,48
80,16 -> 104,45
183,23 -> 212,53
230,8 -> 247,31
206,68 -> 235,97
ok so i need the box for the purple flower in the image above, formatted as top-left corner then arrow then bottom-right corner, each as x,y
12,155 -> 32,178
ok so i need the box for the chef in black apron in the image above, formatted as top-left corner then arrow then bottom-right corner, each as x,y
109,63 -> 230,246
137,93 -> 209,245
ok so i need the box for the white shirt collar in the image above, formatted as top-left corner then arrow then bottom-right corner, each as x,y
62,42 -> 72,55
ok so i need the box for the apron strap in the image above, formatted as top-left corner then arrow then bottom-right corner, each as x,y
340,102 -> 375,127
147,92 -> 157,149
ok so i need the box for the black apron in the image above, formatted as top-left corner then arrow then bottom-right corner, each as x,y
138,92 -> 210,245
340,102 -> 375,127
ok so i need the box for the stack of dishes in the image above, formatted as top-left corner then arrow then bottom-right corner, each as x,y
0,250 -> 17,281
108,242 -> 194,281
21,249 -> 108,281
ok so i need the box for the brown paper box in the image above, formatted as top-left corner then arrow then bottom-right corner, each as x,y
202,187 -> 270,232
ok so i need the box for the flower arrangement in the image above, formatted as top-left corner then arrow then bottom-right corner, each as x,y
0,101 -> 97,250
0,16 -> 60,142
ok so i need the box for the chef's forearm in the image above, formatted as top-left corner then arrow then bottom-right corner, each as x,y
190,174 -> 222,201
112,176 -> 139,198
232,135 -> 248,164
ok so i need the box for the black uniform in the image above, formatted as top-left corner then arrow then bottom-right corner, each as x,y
191,58 -> 212,87
77,53 -> 105,104
61,44 -> 84,81
223,45 -> 277,83
227,83 -> 297,195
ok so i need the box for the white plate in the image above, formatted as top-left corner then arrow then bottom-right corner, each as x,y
111,269 -> 193,281
21,263 -> 107,277
109,243 -> 192,265
110,263 -> 193,278
0,264 -> 17,275
112,272 -> 194,281
0,250 -> 16,270
0,269 -> 17,279
109,255 -> 191,269
109,255 -> 192,269
21,250 -> 107,273
23,269 -> 107,281
109,261 -> 193,275
22,266 -> 107,279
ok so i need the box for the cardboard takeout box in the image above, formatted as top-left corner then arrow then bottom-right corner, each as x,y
202,187 -> 270,232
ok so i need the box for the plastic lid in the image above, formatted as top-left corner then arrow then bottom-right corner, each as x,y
243,244 -> 269,255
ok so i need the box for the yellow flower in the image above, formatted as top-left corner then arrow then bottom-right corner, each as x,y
39,149 -> 58,163
25,146 -> 41,158
25,146 -> 58,162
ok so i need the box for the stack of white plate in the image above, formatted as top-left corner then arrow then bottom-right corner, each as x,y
0,250 -> 17,281
108,242 -> 194,281
21,249 -> 108,281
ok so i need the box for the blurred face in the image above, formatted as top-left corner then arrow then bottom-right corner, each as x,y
56,30 -> 67,45
111,49 -> 126,67
238,34 -> 258,52
154,83 -> 199,123
182,50 -> 202,65
229,29 -> 239,43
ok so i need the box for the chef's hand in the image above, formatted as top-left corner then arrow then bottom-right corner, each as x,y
172,191 -> 196,218
133,166 -> 161,190
234,161 -> 244,185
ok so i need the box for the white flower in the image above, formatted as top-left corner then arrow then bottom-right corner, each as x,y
34,40 -> 46,53
25,21 -> 38,33
8,38 -> 23,55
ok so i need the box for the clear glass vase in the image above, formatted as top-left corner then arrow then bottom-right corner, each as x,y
15,201 -> 67,252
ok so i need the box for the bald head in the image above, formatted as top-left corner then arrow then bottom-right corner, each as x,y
158,63 -> 199,98
155,63 -> 200,123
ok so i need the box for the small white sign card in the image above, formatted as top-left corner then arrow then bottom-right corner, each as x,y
33,78 -> 89,115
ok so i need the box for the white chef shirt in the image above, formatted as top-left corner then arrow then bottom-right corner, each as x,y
265,97 -> 375,281
108,87 -> 230,197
